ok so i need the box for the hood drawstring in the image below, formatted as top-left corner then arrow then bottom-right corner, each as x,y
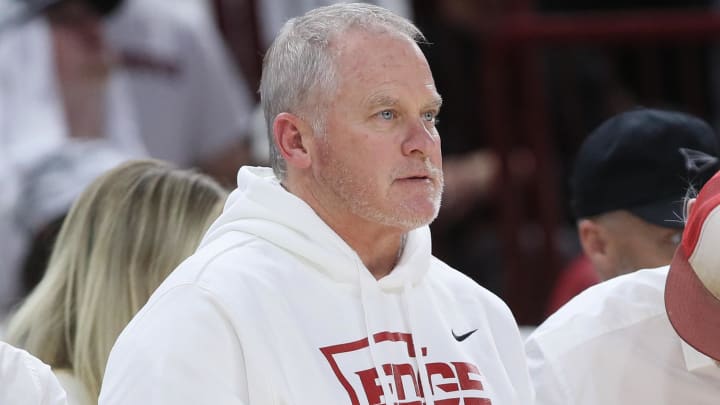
401,281 -> 434,405
358,260 -> 395,404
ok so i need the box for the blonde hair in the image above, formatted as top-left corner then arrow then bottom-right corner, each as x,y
6,159 -> 227,402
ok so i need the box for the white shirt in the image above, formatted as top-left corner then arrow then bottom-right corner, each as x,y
525,266 -> 720,404
0,341 -> 67,405
100,166 -> 534,405
105,0 -> 254,167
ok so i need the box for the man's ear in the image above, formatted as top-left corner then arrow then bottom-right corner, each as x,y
578,218 -> 608,261
273,112 -> 312,169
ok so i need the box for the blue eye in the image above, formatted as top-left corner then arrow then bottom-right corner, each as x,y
423,111 -> 439,126
379,110 -> 395,120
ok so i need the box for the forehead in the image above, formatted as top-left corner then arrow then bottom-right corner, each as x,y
330,29 -> 437,94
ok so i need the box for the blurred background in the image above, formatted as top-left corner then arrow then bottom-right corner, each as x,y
3,0 -> 720,327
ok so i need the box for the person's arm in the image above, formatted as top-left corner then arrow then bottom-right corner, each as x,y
99,284 -> 248,404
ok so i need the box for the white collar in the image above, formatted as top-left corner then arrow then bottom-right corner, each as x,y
680,339 -> 719,371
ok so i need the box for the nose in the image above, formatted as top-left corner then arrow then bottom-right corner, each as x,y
401,118 -> 439,157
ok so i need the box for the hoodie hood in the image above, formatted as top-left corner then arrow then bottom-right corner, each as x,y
102,166 -> 534,405
200,166 -> 432,289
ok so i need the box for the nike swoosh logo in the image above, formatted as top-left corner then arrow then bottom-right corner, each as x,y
452,329 -> 478,342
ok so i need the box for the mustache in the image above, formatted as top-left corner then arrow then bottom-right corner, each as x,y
395,159 -> 443,182
426,160 -> 443,181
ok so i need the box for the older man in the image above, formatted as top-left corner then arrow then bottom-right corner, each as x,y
100,4 -> 533,404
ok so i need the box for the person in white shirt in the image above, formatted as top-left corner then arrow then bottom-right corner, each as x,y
0,0 -> 146,315
526,169 -> 720,404
105,0 -> 256,184
5,160 -> 227,405
99,4 -> 534,404
0,341 -> 67,405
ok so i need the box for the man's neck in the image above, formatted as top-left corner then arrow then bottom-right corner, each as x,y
359,233 -> 407,280
284,178 -> 408,279
327,218 -> 406,279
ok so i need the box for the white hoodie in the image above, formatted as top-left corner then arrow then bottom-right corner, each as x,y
100,166 -> 534,404
0,341 -> 68,405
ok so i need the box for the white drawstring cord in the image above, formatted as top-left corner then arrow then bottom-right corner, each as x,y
402,281 -> 435,405
358,261 -> 395,404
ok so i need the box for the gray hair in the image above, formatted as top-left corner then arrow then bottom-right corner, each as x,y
259,2 -> 425,180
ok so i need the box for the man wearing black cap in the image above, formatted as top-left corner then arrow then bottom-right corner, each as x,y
546,108 -> 720,315
572,108 -> 720,279
526,108 -> 720,404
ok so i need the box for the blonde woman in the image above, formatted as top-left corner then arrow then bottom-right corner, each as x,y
6,159 -> 227,405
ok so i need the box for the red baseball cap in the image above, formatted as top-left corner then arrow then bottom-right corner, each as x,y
666,170 -> 720,361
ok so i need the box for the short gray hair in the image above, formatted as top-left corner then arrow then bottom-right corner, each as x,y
259,3 -> 425,180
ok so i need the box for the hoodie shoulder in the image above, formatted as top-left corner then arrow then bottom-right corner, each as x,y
155,229 -> 317,308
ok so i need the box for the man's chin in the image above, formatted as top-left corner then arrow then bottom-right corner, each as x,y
395,206 -> 441,231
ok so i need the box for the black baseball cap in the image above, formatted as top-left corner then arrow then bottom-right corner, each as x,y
570,108 -> 720,228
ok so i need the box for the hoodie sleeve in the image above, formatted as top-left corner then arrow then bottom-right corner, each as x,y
0,342 -> 68,405
99,284 -> 248,404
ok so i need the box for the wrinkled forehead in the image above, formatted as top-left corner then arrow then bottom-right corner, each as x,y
328,25 -> 420,58
330,29 -> 428,77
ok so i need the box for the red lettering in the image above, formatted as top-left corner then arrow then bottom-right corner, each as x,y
426,362 -> 459,394
416,370 -> 425,397
382,363 -> 421,400
453,362 -> 485,391
356,368 -> 385,405
464,399 -> 492,405
434,400 -> 461,405
322,332 -> 493,404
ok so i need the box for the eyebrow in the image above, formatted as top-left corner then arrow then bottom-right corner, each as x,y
365,94 -> 400,109
422,95 -> 443,111
364,93 -> 444,110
